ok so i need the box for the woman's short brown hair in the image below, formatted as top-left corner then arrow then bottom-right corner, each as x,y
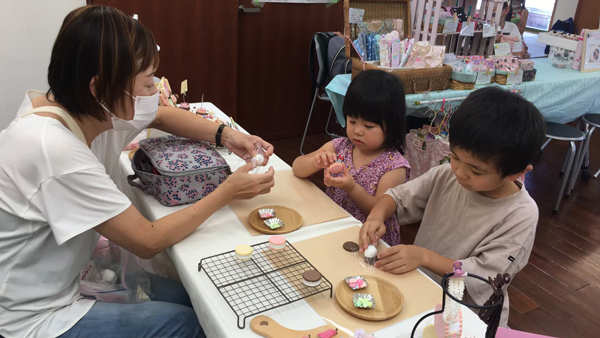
47,5 -> 159,121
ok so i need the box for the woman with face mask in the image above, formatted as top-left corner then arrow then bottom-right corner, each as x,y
0,6 -> 275,338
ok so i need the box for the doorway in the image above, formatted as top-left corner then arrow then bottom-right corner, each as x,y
526,0 -> 557,31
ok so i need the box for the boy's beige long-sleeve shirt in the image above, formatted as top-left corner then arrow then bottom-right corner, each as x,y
385,164 -> 538,327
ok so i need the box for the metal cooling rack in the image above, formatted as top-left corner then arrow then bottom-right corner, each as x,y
198,240 -> 333,329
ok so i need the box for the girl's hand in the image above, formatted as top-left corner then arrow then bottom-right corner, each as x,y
323,164 -> 355,192
314,151 -> 337,169
375,245 -> 426,274
359,218 -> 387,251
221,163 -> 275,200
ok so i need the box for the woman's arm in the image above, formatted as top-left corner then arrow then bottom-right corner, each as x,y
328,167 -> 406,216
149,106 -> 274,164
292,141 -> 336,178
95,162 -> 275,259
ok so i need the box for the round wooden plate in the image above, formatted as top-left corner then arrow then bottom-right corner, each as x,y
248,205 -> 303,235
335,275 -> 404,321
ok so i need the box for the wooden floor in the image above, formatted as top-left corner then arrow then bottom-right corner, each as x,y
272,130 -> 600,338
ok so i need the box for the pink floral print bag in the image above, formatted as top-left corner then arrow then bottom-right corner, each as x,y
128,135 -> 230,206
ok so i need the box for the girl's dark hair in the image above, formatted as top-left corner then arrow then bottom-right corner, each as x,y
47,5 -> 159,122
342,70 -> 407,153
503,2 -> 513,21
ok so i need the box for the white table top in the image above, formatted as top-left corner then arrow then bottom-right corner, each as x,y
116,102 -> 488,338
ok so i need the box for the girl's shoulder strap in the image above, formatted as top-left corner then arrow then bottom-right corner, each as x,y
16,106 -> 87,145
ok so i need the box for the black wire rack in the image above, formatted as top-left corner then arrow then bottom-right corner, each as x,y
198,240 -> 333,329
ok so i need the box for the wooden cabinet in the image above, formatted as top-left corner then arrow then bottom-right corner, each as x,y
89,0 -> 344,140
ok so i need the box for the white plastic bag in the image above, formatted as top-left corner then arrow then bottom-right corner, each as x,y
79,237 -> 152,303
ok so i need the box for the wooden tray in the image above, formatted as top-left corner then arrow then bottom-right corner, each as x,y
250,315 -> 338,338
335,275 -> 404,321
248,205 -> 303,235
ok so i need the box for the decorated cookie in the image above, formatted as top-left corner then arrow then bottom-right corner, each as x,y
345,275 -> 368,290
353,293 -> 375,309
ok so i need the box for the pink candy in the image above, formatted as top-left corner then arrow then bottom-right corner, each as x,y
348,278 -> 365,289
345,275 -> 368,290
317,328 -> 338,338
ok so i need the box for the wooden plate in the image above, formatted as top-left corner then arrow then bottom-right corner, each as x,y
248,205 -> 303,235
250,315 -> 338,338
335,275 -> 404,321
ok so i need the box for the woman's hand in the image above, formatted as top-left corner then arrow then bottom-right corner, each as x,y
314,151 -> 337,169
359,218 -> 387,251
374,245 -> 426,274
221,162 -> 275,200
323,164 -> 355,192
221,127 -> 274,166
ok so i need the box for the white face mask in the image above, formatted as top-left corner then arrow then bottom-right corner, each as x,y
98,91 -> 159,131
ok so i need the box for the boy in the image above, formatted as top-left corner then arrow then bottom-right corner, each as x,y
359,86 -> 546,326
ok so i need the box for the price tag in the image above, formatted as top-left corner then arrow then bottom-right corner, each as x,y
482,23 -> 496,38
443,20 -> 458,34
460,22 -> 475,37
349,8 -> 365,24
181,80 -> 188,95
475,71 -> 493,85
494,43 -> 512,56
506,71 -> 523,85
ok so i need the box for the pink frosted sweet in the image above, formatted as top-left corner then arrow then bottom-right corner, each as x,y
329,162 -> 343,174
344,275 -> 368,290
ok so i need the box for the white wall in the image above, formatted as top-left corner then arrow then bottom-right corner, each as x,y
0,0 -> 85,130
553,0 -> 579,22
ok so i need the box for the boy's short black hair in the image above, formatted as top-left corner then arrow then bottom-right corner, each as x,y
343,70 -> 407,152
449,86 -> 546,177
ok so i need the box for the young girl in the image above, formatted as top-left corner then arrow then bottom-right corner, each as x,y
292,70 -> 410,246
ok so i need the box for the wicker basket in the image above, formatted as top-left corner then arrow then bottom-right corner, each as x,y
449,71 -> 476,90
352,60 -> 452,94
493,75 -> 507,85
449,79 -> 475,90
345,0 -> 450,94
344,0 -> 412,59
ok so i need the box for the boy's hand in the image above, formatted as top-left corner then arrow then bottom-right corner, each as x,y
359,218 -> 387,252
375,245 -> 426,274
314,151 -> 337,169
323,164 -> 356,192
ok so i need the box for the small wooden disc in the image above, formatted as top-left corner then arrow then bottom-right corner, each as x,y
335,275 -> 404,321
248,206 -> 303,235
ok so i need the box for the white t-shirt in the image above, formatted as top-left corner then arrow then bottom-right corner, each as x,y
502,21 -> 523,53
0,91 -> 147,338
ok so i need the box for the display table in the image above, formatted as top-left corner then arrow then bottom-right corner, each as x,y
116,103 -> 488,337
326,58 -> 600,127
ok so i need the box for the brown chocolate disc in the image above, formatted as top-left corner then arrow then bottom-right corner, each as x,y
302,270 -> 322,282
343,241 -> 360,252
